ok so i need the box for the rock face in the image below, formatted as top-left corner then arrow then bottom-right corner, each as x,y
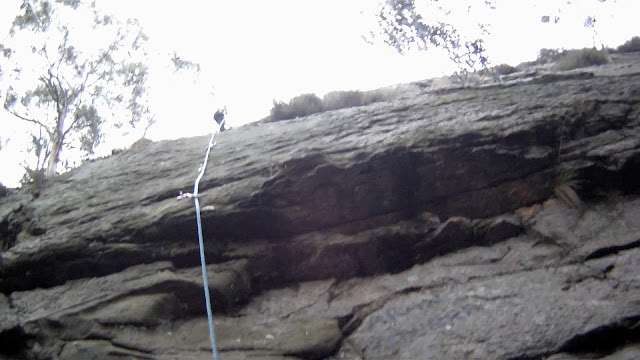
1,53 -> 640,360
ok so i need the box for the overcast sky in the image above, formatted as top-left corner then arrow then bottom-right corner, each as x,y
0,0 -> 638,187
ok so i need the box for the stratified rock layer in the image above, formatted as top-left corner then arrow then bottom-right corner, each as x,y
1,53 -> 639,359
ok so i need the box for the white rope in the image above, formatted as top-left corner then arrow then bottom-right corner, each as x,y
181,118 -> 226,360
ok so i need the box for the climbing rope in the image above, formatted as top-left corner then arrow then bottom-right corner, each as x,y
178,117 -> 226,360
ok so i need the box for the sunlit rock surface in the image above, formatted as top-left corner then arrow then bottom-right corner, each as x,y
1,52 -> 639,360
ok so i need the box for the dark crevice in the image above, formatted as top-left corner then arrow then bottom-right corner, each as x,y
579,162 -> 640,201
0,327 -> 30,357
557,315 -> 640,355
0,248 -> 162,294
289,344 -> 342,360
585,238 -> 640,260
1,203 -> 46,251
104,339 -> 154,356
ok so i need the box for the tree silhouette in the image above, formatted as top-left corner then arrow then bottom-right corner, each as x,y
1,0 -> 151,178
369,0 -> 494,73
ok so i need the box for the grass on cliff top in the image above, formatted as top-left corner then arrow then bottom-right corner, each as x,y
554,48 -> 611,71
267,88 -> 403,122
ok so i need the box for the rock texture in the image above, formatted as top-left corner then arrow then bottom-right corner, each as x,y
1,52 -> 639,360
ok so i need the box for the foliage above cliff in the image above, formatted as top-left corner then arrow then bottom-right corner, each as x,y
0,0 -> 152,178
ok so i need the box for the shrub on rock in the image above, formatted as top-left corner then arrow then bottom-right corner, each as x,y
323,90 -> 365,111
615,36 -> 640,53
554,48 -> 610,71
269,93 -> 324,121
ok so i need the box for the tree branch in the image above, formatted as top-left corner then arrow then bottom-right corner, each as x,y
55,28 -> 70,75
62,113 -> 80,139
42,42 -> 69,116
40,74 -> 62,116
6,109 -> 52,133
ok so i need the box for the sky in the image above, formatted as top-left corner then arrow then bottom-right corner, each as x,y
0,0 -> 638,187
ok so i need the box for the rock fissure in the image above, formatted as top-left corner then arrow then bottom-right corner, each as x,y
104,338 -> 160,356
585,237 -> 640,260
556,315 -> 640,356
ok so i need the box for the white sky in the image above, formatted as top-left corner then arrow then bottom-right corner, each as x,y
0,0 -> 638,187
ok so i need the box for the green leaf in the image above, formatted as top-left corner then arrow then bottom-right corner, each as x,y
3,90 -> 18,110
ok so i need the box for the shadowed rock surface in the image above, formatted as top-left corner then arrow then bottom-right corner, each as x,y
1,52 -> 639,359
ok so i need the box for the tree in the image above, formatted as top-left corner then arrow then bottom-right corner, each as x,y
369,0 -> 494,73
371,0 -> 611,74
0,0 -> 151,178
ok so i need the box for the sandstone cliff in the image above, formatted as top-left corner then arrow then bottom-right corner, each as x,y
1,53 -> 639,360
